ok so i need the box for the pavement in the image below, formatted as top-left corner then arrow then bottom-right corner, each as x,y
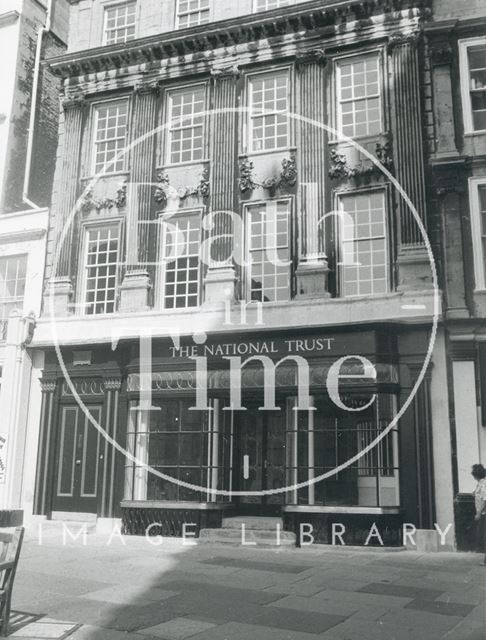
7,527 -> 486,640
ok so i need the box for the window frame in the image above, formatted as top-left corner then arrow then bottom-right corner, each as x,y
165,83 -> 207,166
459,37 -> 486,135
102,0 -> 137,46
243,197 -> 293,304
157,208 -> 203,311
335,187 -> 390,299
333,50 -> 384,142
175,0 -> 211,30
78,220 -> 123,316
245,67 -> 292,155
90,97 -> 130,177
253,0 -> 295,12
468,176 -> 486,291
0,253 -> 28,341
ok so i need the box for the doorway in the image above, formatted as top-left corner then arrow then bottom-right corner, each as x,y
52,405 -> 102,514
233,401 -> 286,516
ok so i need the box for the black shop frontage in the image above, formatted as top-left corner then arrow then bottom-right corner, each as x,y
33,325 -> 436,546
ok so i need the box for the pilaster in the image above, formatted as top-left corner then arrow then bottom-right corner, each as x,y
119,82 -> 159,312
46,93 -> 86,316
296,54 -> 330,298
0,312 -> 36,517
100,377 -> 122,518
33,379 -> 58,516
204,66 -> 240,305
389,37 -> 431,290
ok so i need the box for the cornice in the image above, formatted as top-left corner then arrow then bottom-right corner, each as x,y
0,11 -> 20,28
47,0 -> 431,79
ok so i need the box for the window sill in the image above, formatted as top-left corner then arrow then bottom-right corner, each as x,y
159,159 -> 210,170
81,171 -> 129,183
240,147 -> 297,159
121,500 -> 234,510
464,130 -> 486,138
283,505 -> 401,515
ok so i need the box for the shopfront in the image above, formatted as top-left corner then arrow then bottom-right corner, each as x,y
34,325 -> 435,545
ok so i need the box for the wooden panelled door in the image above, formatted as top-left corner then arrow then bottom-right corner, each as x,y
234,401 -> 286,516
52,405 -> 103,514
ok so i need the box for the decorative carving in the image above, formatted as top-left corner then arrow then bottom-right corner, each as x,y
127,362 -> 397,393
329,139 -> 393,183
40,380 -> 57,393
387,31 -> 420,52
79,181 -> 127,213
61,92 -> 86,111
50,1 -> 431,79
104,378 -> 122,391
210,64 -> 240,78
295,48 -> 327,67
62,379 -> 104,397
238,155 -> 298,195
238,157 -> 257,194
134,80 -> 160,95
153,168 -> 210,207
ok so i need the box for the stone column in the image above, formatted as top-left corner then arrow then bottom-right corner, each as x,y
46,93 -> 86,315
204,66 -> 239,305
33,379 -> 57,516
389,36 -> 431,290
99,377 -> 122,523
119,82 -> 159,312
295,51 -> 330,298
0,312 -> 36,524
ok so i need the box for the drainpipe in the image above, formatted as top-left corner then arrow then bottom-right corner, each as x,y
22,0 -> 53,209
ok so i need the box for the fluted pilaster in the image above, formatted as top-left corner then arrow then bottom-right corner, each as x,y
56,95 -> 86,278
390,39 -> 427,248
296,55 -> 330,298
119,82 -> 158,312
204,67 -> 239,304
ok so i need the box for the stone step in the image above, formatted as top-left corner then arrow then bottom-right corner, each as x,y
199,527 -> 296,547
222,516 -> 283,531
36,519 -> 97,535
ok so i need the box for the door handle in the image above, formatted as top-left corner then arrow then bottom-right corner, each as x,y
75,460 -> 81,465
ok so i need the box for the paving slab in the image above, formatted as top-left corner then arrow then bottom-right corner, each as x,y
137,617 -> 217,639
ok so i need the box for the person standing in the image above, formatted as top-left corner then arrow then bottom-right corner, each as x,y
472,464 -> 486,565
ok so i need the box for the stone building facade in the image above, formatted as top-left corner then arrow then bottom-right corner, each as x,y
30,0 -> 463,547
424,0 -> 486,550
0,0 -> 68,526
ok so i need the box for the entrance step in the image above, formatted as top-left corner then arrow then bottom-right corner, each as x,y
200,516 -> 296,547
40,514 -> 97,535
222,516 -> 283,531
199,527 -> 296,547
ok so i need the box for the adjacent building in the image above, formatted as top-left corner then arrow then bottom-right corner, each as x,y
29,0 -> 467,548
424,0 -> 486,550
0,0 -> 67,526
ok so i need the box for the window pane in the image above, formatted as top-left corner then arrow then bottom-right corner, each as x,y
337,54 -> 382,138
255,0 -> 293,10
104,2 -> 136,45
176,0 -> 210,28
162,214 -> 200,308
287,395 -> 399,507
93,101 -> 128,173
339,191 -> 388,297
249,72 -> 289,151
247,200 -> 290,303
168,87 -> 205,164
83,226 -> 119,315
0,254 -> 28,339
